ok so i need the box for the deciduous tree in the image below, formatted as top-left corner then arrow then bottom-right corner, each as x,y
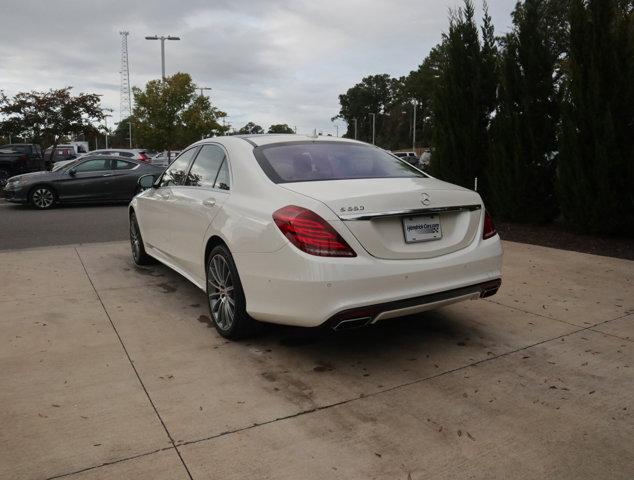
0,88 -> 104,164
132,73 -> 227,152
237,122 -> 264,134
267,123 -> 294,134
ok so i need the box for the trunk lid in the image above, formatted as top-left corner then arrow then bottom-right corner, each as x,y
281,177 -> 483,260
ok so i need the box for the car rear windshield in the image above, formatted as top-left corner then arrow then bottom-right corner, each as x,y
254,142 -> 426,183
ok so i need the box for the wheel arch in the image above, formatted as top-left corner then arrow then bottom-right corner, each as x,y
204,235 -> 230,270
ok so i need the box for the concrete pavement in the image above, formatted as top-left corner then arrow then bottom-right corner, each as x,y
0,241 -> 632,479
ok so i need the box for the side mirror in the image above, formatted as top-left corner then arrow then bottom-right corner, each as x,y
68,168 -> 76,176
137,174 -> 156,190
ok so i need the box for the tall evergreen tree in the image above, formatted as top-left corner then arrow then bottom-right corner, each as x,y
487,0 -> 562,223
558,0 -> 634,234
430,0 -> 497,194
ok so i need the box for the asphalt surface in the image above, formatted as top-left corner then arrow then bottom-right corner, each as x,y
0,199 -> 129,250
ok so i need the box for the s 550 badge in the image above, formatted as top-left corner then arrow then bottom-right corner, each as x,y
340,205 -> 365,213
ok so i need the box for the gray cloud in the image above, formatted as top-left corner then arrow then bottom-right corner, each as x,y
1,0 -> 514,135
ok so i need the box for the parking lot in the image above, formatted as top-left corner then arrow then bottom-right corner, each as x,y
0,202 -> 633,479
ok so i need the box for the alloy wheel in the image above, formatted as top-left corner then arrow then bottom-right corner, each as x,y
130,220 -> 141,261
207,254 -> 235,331
32,188 -> 54,208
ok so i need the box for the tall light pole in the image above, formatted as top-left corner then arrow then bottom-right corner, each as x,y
145,35 -> 180,80
412,100 -> 418,152
369,113 -> 376,145
104,114 -> 112,149
353,117 -> 358,140
102,108 -> 113,149
331,119 -> 340,137
196,87 -> 212,139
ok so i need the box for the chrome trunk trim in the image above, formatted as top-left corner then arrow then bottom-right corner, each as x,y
340,204 -> 481,221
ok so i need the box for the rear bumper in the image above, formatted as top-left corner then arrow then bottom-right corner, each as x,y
234,235 -> 503,327
323,278 -> 501,330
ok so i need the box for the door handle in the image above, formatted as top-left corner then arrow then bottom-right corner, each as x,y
102,173 -> 113,177
203,198 -> 216,207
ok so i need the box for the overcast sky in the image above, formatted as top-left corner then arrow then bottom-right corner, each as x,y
0,0 -> 514,135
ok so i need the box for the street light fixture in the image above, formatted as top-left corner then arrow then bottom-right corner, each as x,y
145,35 -> 181,80
196,86 -> 212,97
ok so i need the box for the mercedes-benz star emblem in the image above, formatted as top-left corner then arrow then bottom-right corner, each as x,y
421,192 -> 431,206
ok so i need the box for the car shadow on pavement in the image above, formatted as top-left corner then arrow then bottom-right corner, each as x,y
241,310 -> 484,370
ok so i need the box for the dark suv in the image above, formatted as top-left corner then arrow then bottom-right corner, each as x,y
0,144 -> 44,185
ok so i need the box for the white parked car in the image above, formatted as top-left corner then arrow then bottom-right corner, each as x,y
89,149 -> 151,162
129,135 -> 502,339
151,150 -> 181,167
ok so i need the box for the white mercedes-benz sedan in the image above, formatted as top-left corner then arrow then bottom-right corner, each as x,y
129,134 -> 502,339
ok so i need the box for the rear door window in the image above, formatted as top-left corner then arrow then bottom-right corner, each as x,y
254,142 -> 425,184
214,160 -> 230,190
185,144 -> 226,188
159,147 -> 199,187
74,158 -> 110,172
115,160 -> 136,170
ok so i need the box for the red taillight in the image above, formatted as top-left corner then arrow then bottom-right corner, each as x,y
139,152 -> 150,162
483,210 -> 497,239
273,205 -> 356,257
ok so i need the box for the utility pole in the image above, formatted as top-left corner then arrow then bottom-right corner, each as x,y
370,113 -> 376,145
336,125 -> 339,137
353,117 -> 358,140
145,35 -> 180,80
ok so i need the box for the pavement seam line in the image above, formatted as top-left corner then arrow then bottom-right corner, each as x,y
45,446 -> 174,480
485,298 -> 630,330
70,247 -> 194,480
588,328 -> 633,343
175,312 -> 623,449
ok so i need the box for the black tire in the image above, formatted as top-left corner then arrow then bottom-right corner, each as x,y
29,186 -> 56,209
130,212 -> 154,265
206,245 -> 259,339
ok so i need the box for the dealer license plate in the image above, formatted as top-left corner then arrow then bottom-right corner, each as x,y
402,214 -> 442,243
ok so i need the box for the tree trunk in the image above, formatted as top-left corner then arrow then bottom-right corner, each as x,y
47,137 -> 58,170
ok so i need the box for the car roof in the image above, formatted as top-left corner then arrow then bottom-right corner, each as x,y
78,155 -> 138,162
94,148 -> 143,152
214,134 -> 363,147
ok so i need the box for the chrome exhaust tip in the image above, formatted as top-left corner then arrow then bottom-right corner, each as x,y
332,317 -> 372,332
